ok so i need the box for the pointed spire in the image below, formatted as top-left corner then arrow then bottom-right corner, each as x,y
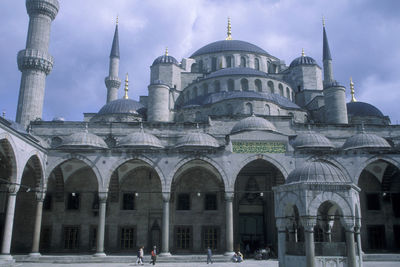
350,77 -> 357,102
226,17 -> 232,40
323,18 -> 332,61
110,16 -> 120,58
165,47 -> 168,56
301,48 -> 305,57
123,73 -> 129,99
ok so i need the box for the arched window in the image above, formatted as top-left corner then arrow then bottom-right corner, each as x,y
214,80 -> 221,93
226,56 -> 232,68
202,83 -> 209,95
254,58 -> 260,70
268,81 -> 274,94
190,63 -> 197,73
198,60 -> 203,72
245,103 -> 253,115
279,83 -> 284,96
226,104 -> 233,114
265,104 -> 270,115
228,79 -> 234,91
286,87 -> 290,99
193,87 -> 198,98
240,57 -> 246,67
241,78 -> 249,91
211,57 -> 217,72
255,79 -> 262,92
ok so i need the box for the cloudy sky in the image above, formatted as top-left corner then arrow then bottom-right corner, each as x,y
1,0 -> 399,123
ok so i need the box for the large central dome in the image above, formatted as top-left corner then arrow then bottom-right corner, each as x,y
190,40 -> 269,57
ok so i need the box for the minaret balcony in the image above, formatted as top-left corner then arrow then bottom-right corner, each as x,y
105,76 -> 122,89
26,0 -> 59,20
17,48 -> 54,75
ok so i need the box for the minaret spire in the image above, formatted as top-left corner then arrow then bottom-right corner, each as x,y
105,17 -> 122,103
322,18 -> 334,86
350,77 -> 357,102
226,17 -> 232,40
123,73 -> 129,99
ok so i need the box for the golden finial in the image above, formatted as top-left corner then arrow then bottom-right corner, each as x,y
226,17 -> 232,40
123,73 -> 129,99
301,48 -> 305,57
116,15 -> 119,25
322,16 -> 325,27
350,77 -> 356,102
165,47 -> 168,56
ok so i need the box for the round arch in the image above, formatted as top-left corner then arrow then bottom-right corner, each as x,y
167,156 -> 228,192
19,151 -> 45,189
0,134 -> 18,183
107,155 -> 166,191
276,191 -> 305,218
353,155 -> 400,185
308,192 -> 353,218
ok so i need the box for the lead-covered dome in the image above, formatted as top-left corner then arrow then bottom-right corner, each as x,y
152,55 -> 179,66
175,132 -> 219,148
191,40 -> 269,57
286,160 -> 350,184
58,132 -> 108,149
289,55 -> 318,68
97,99 -> 144,115
231,115 -> 276,134
117,131 -> 163,149
292,132 -> 334,150
346,102 -> 384,118
342,132 -> 391,150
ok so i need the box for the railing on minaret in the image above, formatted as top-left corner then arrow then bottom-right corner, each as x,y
16,0 -> 60,128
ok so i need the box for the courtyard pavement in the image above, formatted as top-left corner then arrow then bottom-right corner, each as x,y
12,260 -> 400,267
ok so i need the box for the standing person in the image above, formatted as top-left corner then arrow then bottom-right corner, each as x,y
207,246 -> 213,264
139,246 -> 144,265
150,245 -> 157,265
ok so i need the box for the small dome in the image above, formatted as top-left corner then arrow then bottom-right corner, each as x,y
175,132 -> 219,148
97,99 -> 145,116
52,117 -> 65,122
342,132 -> 391,150
191,40 -> 269,57
289,55 -> 318,68
118,131 -> 163,149
346,102 -> 384,118
58,132 -> 108,149
231,115 -> 276,134
286,160 -> 350,184
292,132 -> 334,150
152,55 -> 179,66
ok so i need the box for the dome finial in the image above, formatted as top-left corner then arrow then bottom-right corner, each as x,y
322,15 -> 326,27
301,48 -> 305,57
226,17 -> 232,40
123,73 -> 129,99
116,15 -> 119,25
165,47 -> 168,56
350,77 -> 357,102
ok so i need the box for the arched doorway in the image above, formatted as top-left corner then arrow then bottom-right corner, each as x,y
43,159 -> 99,253
12,155 -> 42,253
358,159 -> 400,252
108,160 -> 162,253
234,159 -> 284,255
171,161 -> 225,253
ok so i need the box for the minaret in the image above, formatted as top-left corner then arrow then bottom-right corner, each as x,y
105,17 -> 121,103
322,18 -> 348,124
16,0 -> 59,128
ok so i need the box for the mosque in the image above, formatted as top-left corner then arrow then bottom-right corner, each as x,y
0,0 -> 399,266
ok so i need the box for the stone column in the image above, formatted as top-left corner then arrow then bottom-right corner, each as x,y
301,217 -> 316,267
355,223 -> 363,267
94,192 -> 108,257
276,218 -> 287,267
344,223 -> 357,267
29,191 -> 46,257
288,218 -> 298,243
0,185 -> 18,260
224,192 -> 234,255
160,192 -> 171,256
323,217 -> 334,242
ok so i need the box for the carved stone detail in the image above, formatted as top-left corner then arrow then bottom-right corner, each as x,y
17,49 -> 54,75
105,76 -> 122,89
26,0 -> 59,20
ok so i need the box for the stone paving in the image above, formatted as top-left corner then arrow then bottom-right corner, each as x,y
12,260 -> 400,267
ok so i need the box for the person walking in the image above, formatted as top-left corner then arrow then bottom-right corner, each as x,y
150,246 -> 157,265
207,246 -> 213,264
136,246 -> 144,265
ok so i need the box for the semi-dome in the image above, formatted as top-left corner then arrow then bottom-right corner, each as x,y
58,132 -> 108,149
346,101 -> 384,118
231,115 -> 276,134
191,40 -> 269,57
286,160 -> 350,184
342,132 -> 391,150
289,55 -> 318,68
97,99 -> 145,115
117,131 -> 163,149
175,132 -> 219,148
152,55 -> 179,66
292,132 -> 334,150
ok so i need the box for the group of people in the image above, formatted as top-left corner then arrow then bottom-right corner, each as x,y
136,246 -> 157,265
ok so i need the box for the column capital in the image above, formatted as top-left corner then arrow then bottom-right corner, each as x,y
35,191 -> 46,202
7,184 -> 19,195
341,217 -> 356,232
224,192 -> 234,201
300,216 -> 317,232
162,192 -> 171,202
98,192 -> 108,203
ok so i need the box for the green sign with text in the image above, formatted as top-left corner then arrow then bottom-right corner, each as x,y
232,141 -> 286,154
